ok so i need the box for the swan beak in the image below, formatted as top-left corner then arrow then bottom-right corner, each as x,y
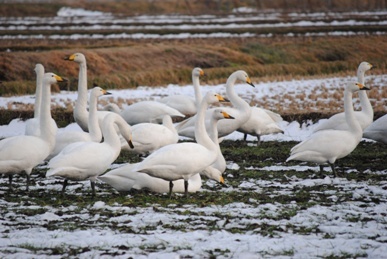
64,54 -> 75,61
216,94 -> 230,103
219,176 -> 225,184
246,77 -> 255,87
128,139 -> 134,149
370,63 -> 375,69
54,75 -> 66,82
103,90 -> 112,95
200,70 -> 205,77
356,83 -> 370,91
222,111 -> 235,120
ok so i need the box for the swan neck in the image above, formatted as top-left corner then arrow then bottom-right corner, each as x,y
357,70 -> 373,116
195,99 -> 216,151
102,116 -> 122,150
226,74 -> 249,111
40,80 -> 55,146
344,89 -> 361,135
88,94 -> 103,141
192,75 -> 203,109
76,62 -> 88,109
34,71 -> 44,118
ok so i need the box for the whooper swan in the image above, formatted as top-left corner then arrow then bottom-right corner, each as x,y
98,108 -> 233,193
134,91 -> 229,196
176,70 -> 255,139
121,114 -> 179,155
0,73 -> 65,190
25,64 -> 58,138
313,62 -> 373,132
158,67 -> 205,116
47,86 -> 111,159
46,113 -> 134,197
286,82 -> 369,176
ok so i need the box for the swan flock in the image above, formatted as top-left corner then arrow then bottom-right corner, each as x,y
1,55 -> 383,197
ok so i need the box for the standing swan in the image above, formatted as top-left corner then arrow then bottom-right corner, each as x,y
47,87 -> 111,159
0,73 -> 64,190
46,113 -> 134,197
134,91 -> 229,196
176,70 -> 255,139
286,82 -> 369,176
313,62 -> 373,132
158,67 -> 205,116
25,64 -> 58,138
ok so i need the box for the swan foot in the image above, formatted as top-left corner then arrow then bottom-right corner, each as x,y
61,179 -> 68,197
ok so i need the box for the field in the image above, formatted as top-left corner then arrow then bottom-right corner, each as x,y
0,2 -> 386,258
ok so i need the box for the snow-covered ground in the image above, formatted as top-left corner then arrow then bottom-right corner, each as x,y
0,74 -> 386,258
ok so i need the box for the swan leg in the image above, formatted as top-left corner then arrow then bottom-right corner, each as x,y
329,162 -> 338,177
184,180 -> 189,197
90,180 -> 96,197
169,181 -> 174,197
256,135 -> 261,145
319,165 -> 324,173
61,179 -> 68,197
25,173 -> 30,192
8,175 -> 13,190
243,133 -> 248,142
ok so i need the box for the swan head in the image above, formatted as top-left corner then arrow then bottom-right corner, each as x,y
43,73 -> 66,85
34,63 -> 44,74
233,70 -> 255,87
347,82 -> 370,92
358,61 -> 373,72
192,67 -> 205,77
204,91 -> 229,105
64,53 -> 86,63
91,86 -> 112,98
213,109 -> 235,121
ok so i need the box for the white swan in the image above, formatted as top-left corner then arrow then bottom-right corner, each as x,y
201,108 -> 234,182
134,91 -> 228,196
313,62 -> 373,132
46,113 -> 134,197
98,108 -> 233,193
286,82 -> 369,176
237,107 -> 284,143
121,114 -> 179,155
0,73 -> 64,190
25,64 -> 58,138
98,164 -> 203,193
158,67 -> 204,116
363,114 -> 387,144
47,87 -> 111,160
65,52 -> 112,132
176,70 -> 255,139
119,100 -> 185,125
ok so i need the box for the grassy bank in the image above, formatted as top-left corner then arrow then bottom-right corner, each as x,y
1,36 -> 386,96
